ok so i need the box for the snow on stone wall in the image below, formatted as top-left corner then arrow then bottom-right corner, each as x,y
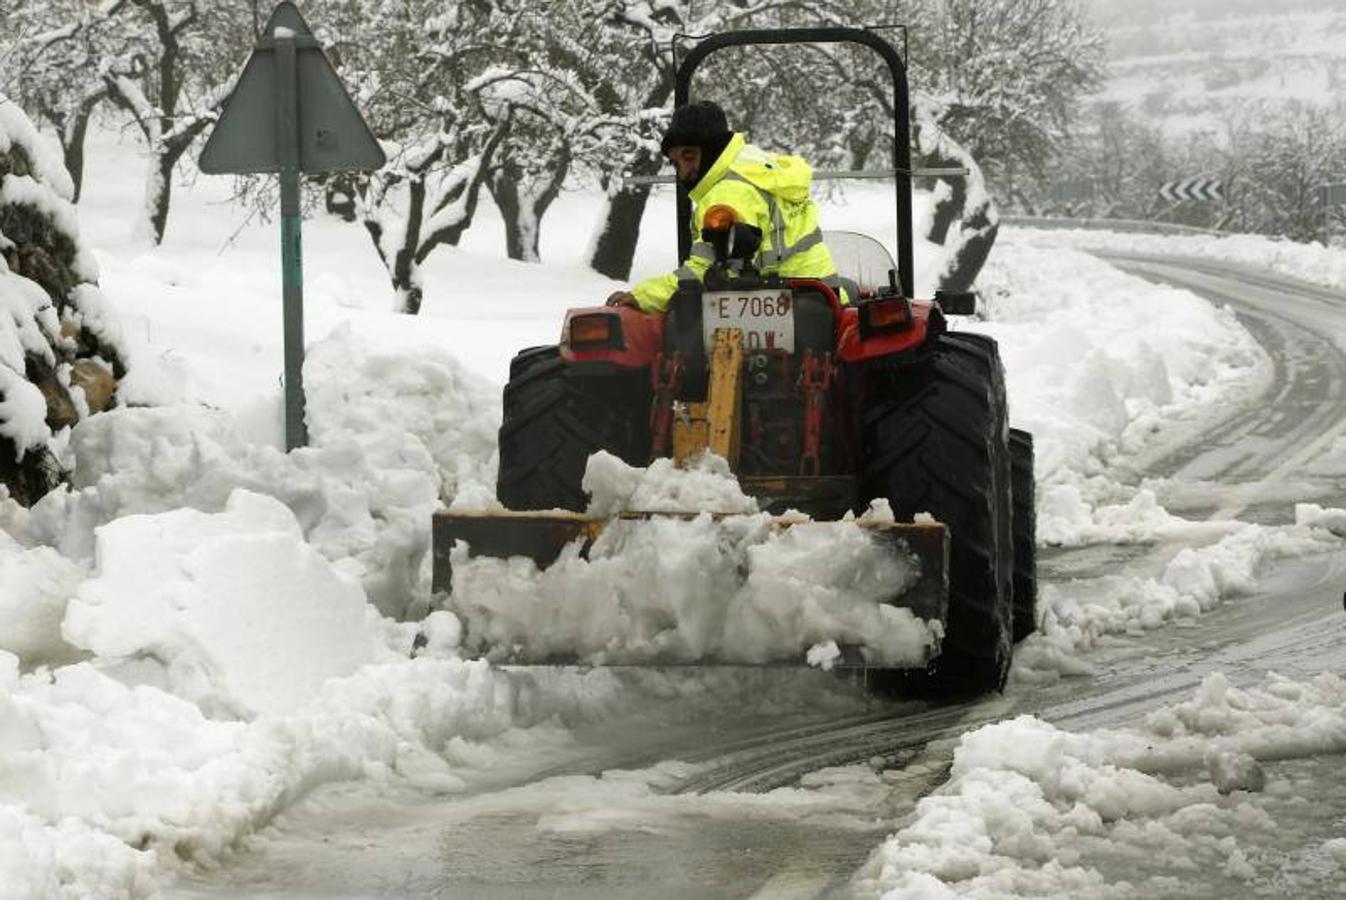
0,97 -> 126,506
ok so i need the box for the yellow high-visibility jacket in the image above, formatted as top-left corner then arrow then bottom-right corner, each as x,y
631,133 -> 843,312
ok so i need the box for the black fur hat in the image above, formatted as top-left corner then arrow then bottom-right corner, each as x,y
660,100 -> 731,156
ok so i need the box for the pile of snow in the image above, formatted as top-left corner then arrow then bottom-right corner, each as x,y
1014,510 -> 1346,683
6,327 -> 498,624
1012,225 -> 1346,294
582,450 -> 758,517
451,459 -> 934,667
859,670 -> 1346,897
967,235 -> 1269,545
0,527 -> 83,666
64,490 -> 373,718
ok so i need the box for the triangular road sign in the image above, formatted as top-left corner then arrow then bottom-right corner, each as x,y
200,2 -> 385,175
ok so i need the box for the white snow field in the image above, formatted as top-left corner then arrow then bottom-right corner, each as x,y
1017,225 -> 1346,297
2,123 -> 1345,897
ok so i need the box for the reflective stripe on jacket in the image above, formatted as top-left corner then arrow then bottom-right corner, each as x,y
631,133 -> 843,312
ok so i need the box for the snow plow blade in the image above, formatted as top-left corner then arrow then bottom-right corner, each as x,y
430,509 -> 949,667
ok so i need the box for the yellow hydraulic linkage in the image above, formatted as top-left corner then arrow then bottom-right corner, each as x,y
672,328 -> 744,468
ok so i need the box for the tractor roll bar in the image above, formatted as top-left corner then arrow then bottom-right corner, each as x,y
674,27 -> 913,299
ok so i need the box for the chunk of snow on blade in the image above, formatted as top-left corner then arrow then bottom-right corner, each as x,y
806,640 -> 841,671
449,513 -> 934,666
862,498 -> 897,523
62,489 -> 373,717
582,450 -> 758,517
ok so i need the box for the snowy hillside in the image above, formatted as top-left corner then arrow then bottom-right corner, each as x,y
1087,0 -> 1346,135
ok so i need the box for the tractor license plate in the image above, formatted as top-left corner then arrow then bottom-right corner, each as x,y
702,289 -> 794,353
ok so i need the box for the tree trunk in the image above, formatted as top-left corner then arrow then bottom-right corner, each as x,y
133,117 -> 212,245
393,273 -> 423,315
925,175 -> 962,246
589,184 -> 655,281
491,148 -> 569,263
139,151 -> 176,245
391,239 -> 421,313
489,162 -> 529,261
911,105 -> 1000,295
939,220 -> 998,294
62,105 -> 95,203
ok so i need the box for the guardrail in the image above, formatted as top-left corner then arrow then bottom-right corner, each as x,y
1001,215 -> 1227,237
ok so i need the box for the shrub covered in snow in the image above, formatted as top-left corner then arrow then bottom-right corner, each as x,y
0,98 -> 125,505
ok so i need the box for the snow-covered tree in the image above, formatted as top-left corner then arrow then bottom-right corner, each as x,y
1033,100 -> 1171,219
0,1 -> 111,202
304,0 -> 528,313
100,0 -> 251,244
919,0 -> 1103,189
0,98 -> 126,505
1222,103 -> 1346,242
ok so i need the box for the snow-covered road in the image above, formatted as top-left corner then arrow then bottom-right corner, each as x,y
165,254 -> 1346,899
1104,254 -> 1346,515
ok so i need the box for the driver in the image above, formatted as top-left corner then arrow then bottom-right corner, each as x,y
606,100 -> 844,312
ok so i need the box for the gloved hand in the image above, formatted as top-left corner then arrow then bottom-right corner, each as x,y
606,291 -> 638,308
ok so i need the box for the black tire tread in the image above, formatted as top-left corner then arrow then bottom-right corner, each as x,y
862,330 -> 1013,696
1010,427 -> 1038,644
497,351 -> 651,511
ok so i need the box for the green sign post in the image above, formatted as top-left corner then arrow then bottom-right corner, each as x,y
200,2 -> 385,450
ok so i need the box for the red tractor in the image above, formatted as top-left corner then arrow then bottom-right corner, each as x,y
434,27 -> 1036,696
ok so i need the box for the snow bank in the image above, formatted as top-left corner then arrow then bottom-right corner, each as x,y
16,328 -> 498,619
1013,514 -> 1345,683
859,670 -> 1346,898
63,490 -> 373,718
1013,226 -> 1346,295
968,236 -> 1268,546
0,652 -> 505,898
0,530 -> 84,665
449,502 -> 935,667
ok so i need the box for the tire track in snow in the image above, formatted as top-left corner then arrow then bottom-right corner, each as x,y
672,254 -> 1346,801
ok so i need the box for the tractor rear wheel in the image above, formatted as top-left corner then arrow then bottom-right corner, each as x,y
861,330 -> 1014,697
496,350 -> 652,512
1010,427 -> 1038,643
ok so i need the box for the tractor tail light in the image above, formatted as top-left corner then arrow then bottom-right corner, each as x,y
859,297 -> 913,338
567,312 -> 623,349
